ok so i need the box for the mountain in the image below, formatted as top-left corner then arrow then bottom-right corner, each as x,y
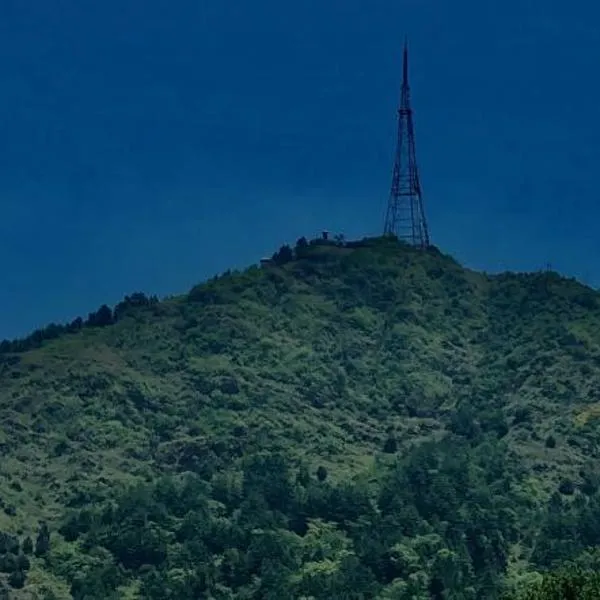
1,234 -> 600,598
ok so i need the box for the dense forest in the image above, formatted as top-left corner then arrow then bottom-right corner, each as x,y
0,292 -> 159,355
1,235 -> 600,598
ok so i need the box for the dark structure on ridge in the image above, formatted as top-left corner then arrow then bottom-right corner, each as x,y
384,40 -> 430,248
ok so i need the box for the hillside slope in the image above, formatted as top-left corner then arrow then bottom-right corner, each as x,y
1,235 -> 600,598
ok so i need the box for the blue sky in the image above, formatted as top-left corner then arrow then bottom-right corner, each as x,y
1,0 -> 599,338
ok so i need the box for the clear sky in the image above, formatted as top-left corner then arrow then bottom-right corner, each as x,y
1,0 -> 599,339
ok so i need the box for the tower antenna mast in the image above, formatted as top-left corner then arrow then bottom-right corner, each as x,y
384,39 -> 430,247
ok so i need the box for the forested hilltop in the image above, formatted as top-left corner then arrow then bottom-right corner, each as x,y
1,235 -> 600,598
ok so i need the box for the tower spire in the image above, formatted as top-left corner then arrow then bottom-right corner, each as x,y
403,36 -> 408,85
384,39 -> 430,248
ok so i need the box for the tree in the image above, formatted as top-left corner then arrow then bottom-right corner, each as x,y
242,453 -> 294,513
558,479 -> 575,496
21,536 -> 33,555
16,553 -> 30,571
0,532 -> 20,555
114,292 -> 153,321
272,245 -> 294,266
7,569 -> 25,589
505,567 -> 600,599
296,464 -> 311,487
383,436 -> 398,454
35,522 -> 50,557
67,316 -> 83,332
449,406 -> 481,441
316,466 -> 328,482
295,237 -> 309,259
86,304 -> 114,327
0,553 -> 18,573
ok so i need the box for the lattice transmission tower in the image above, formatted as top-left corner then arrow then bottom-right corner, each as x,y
384,40 -> 430,248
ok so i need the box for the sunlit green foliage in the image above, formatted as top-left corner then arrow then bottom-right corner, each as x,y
0,235 -> 600,597
38,434 -> 524,598
505,566 -> 600,599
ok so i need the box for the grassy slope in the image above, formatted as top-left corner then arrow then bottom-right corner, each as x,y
1,236 -> 600,594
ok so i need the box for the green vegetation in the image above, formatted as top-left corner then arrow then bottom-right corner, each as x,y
0,235 -> 600,597
505,565 -> 600,600
0,293 -> 159,354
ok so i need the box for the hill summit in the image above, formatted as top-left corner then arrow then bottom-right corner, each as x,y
1,235 -> 600,598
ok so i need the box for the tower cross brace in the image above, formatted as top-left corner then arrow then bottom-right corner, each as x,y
384,40 -> 430,248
